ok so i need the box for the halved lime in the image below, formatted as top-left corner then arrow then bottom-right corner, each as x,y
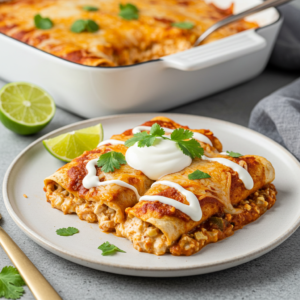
0,82 -> 56,135
43,124 -> 104,162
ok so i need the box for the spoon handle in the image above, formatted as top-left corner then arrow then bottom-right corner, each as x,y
194,0 -> 292,46
0,227 -> 62,300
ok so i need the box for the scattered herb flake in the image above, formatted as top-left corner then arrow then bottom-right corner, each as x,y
34,14 -> 53,30
226,151 -> 242,158
56,227 -> 79,236
0,266 -> 26,300
119,3 -> 139,20
71,19 -> 99,33
172,22 -> 194,30
82,5 -> 99,11
188,169 -> 211,180
97,151 -> 126,173
98,242 -> 126,256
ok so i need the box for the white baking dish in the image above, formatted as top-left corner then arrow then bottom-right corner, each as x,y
0,0 -> 282,118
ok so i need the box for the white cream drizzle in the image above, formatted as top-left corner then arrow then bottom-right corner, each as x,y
82,159 -> 141,199
97,139 -> 125,147
126,138 -> 192,180
132,126 -> 213,146
202,155 -> 254,190
139,181 -> 202,222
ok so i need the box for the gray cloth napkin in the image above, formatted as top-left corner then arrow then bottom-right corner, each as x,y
269,3 -> 300,70
249,78 -> 300,160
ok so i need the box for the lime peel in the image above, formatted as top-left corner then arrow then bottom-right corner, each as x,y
43,123 -> 104,162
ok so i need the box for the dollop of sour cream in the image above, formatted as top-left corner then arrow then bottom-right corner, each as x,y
126,138 -> 192,180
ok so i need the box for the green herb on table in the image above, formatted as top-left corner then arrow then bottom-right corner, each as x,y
226,151 -> 242,158
71,19 -> 99,33
98,242 -> 126,256
0,266 -> 26,300
97,151 -> 126,173
188,169 -> 211,180
119,3 -> 139,20
125,124 -> 204,159
34,14 -> 53,30
82,5 -> 99,11
172,22 -> 194,30
56,227 -> 79,236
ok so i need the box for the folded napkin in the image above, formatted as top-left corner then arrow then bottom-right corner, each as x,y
269,3 -> 300,70
249,78 -> 300,160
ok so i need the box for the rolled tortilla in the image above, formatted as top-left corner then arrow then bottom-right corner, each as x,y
117,153 -> 275,255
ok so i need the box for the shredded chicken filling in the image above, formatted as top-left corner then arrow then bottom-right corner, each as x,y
45,182 -> 117,231
118,184 -> 277,256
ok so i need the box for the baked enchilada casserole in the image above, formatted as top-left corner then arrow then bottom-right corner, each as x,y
0,0 -> 258,67
44,116 -> 276,256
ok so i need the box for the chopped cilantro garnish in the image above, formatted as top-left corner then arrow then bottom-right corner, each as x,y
188,170 -> 211,180
71,19 -> 99,33
82,5 -> 99,11
97,151 -> 126,173
226,151 -> 242,158
119,3 -> 139,20
56,227 -> 79,236
0,266 -> 26,300
125,124 -> 204,159
34,14 -> 53,30
172,22 -> 194,29
98,242 -> 126,256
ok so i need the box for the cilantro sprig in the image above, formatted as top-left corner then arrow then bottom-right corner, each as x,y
71,19 -> 99,33
97,151 -> 126,173
125,124 -> 204,159
0,266 -> 26,300
82,5 -> 99,11
188,170 -> 211,180
226,151 -> 242,158
119,3 -> 139,20
56,227 -> 79,236
34,14 -> 53,30
98,242 -> 126,256
172,22 -> 194,30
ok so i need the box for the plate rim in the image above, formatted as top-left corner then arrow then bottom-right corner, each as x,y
3,112 -> 300,275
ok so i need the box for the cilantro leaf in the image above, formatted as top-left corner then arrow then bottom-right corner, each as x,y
82,5 -> 99,11
119,3 -> 139,20
177,139 -> 204,159
150,123 -> 165,136
188,170 -> 211,180
0,266 -> 26,300
56,227 -> 79,236
226,151 -> 242,158
170,128 -> 193,142
98,242 -> 126,256
137,135 -> 157,147
71,19 -> 99,33
97,151 -> 126,173
124,131 -> 148,147
34,14 -> 53,30
172,22 -> 194,30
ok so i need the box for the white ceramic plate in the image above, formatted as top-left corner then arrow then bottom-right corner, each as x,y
3,113 -> 300,277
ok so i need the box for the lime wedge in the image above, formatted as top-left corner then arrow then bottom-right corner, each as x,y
43,124 -> 104,162
0,82 -> 56,135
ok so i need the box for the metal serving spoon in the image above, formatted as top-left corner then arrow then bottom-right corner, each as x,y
194,0 -> 292,46
0,214 -> 62,300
